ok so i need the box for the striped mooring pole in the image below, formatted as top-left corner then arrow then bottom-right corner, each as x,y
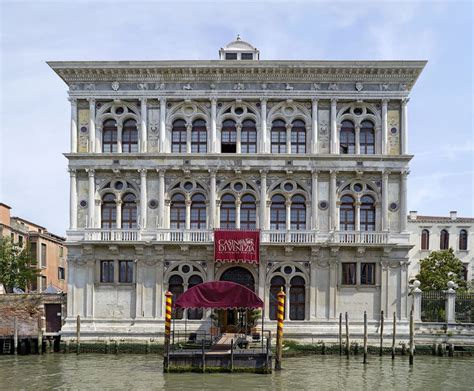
164,291 -> 173,371
275,287 -> 286,371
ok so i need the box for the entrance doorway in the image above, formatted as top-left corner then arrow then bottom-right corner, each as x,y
218,266 -> 256,333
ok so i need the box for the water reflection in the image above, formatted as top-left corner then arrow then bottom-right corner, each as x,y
0,354 -> 472,390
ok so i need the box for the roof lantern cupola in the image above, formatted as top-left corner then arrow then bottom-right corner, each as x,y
219,35 -> 260,61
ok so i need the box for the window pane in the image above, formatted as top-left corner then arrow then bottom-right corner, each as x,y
342,263 -> 356,285
361,263 -> 375,285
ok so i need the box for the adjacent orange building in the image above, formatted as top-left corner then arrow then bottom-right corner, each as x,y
0,203 -> 67,292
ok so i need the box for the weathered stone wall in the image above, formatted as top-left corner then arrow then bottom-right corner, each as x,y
0,294 -> 65,336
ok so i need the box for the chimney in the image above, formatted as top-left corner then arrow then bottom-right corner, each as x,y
450,211 -> 457,220
409,211 -> 418,220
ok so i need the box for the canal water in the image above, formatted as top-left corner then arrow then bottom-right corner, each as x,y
0,354 -> 472,390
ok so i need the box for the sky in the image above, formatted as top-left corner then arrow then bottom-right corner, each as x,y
0,0 -> 473,236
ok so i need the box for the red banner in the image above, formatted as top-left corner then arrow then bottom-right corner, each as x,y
214,229 -> 260,264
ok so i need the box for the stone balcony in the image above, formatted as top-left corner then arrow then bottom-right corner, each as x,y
69,229 -> 410,246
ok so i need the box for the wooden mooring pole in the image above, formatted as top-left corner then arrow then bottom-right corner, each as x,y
164,291 -> 173,372
409,307 -> 414,365
379,310 -> 384,356
76,315 -> 81,354
13,318 -> 18,355
275,288 -> 286,371
230,339 -> 234,372
363,311 -> 368,364
339,313 -> 342,356
345,312 -> 350,359
391,312 -> 396,360
37,315 -> 43,355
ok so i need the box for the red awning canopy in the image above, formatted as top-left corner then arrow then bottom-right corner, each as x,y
174,281 -> 263,309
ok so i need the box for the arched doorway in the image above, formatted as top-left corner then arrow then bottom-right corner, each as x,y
219,266 -> 256,333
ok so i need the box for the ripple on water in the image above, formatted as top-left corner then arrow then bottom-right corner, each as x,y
0,354 -> 473,391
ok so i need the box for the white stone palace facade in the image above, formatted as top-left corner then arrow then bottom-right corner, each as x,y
408,211 -> 474,282
49,38 -> 426,339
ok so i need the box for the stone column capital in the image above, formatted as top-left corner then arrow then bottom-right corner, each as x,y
382,170 -> 391,177
68,168 -> 77,176
312,97 -> 319,104
381,98 -> 390,105
138,168 -> 147,176
140,97 -> 148,104
210,98 -> 217,105
260,97 -> 268,104
331,98 -> 338,105
86,168 -> 95,177
68,97 -> 77,104
209,169 -> 217,177
259,169 -> 268,176
159,97 -> 167,104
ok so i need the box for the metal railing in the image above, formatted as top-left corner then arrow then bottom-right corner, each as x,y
455,292 -> 473,323
421,291 -> 445,322
168,329 -> 272,355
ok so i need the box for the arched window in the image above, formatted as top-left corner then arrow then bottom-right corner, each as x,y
360,195 -> 375,231
122,119 -> 138,153
220,194 -> 236,228
421,229 -> 430,250
269,276 -> 285,320
122,193 -> 137,228
459,229 -> 468,251
170,193 -> 186,229
290,276 -> 305,320
101,193 -> 116,228
187,275 -> 203,320
440,229 -> 450,250
291,195 -> 306,230
191,119 -> 207,153
340,195 -> 355,231
271,120 -> 286,153
102,119 -> 118,153
172,119 -> 187,152
241,119 -> 257,153
220,266 -> 255,291
240,194 -> 256,229
291,120 -> 306,154
168,275 -> 184,320
221,119 -> 237,153
340,120 -> 355,154
190,193 -> 206,229
270,194 -> 286,230
360,120 -> 375,154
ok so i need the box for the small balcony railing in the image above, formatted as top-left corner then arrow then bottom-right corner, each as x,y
156,229 -> 213,243
84,229 -> 141,241
333,231 -> 389,244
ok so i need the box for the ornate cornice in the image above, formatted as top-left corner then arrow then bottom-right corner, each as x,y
48,60 -> 426,94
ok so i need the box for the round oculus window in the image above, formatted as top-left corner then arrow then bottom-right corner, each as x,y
114,181 -> 124,190
353,107 -> 363,115
389,202 -> 399,211
391,127 -> 398,134
183,182 -> 193,191
233,182 -> 243,191
80,126 -> 88,133
234,107 -> 244,115
181,265 -> 191,274
283,183 -> 293,192
115,106 -> 124,115
79,200 -> 88,208
148,199 -> 158,209
284,266 -> 293,275
319,201 -> 328,210
353,183 -> 363,192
